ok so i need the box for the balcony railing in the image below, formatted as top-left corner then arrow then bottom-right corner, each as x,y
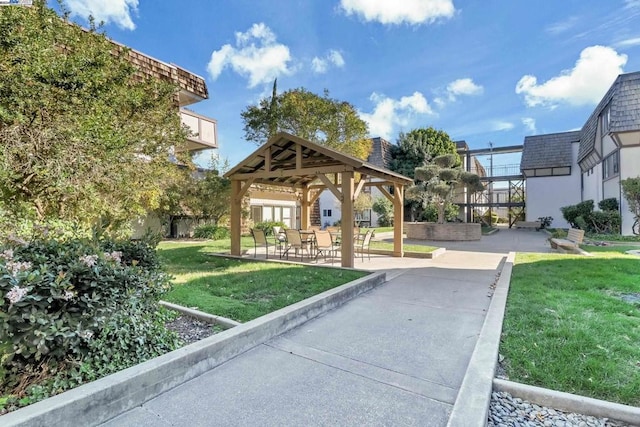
470,164 -> 521,177
179,109 -> 218,152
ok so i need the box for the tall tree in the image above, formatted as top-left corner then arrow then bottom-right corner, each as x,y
0,1 -> 189,230
241,86 -> 371,159
389,127 -> 460,179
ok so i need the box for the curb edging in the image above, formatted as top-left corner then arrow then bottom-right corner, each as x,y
493,379 -> 640,425
447,251 -> 515,427
159,301 -> 241,329
1,272 -> 386,427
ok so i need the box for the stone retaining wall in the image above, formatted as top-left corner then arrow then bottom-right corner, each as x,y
405,222 -> 481,241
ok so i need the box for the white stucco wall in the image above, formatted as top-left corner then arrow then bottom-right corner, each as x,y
620,146 -> 640,235
318,190 -> 340,227
318,185 -> 385,228
582,165 -> 602,203
526,143 -> 581,229
526,175 -> 581,228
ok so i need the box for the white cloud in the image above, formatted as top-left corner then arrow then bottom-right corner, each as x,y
521,117 -> 536,133
545,16 -> 579,35
616,37 -> 640,48
339,0 -> 456,25
491,121 -> 515,132
625,0 -> 640,8
311,50 -> 345,74
515,45 -> 627,107
446,77 -> 483,101
359,92 -> 433,138
65,0 -> 138,30
207,23 -> 293,88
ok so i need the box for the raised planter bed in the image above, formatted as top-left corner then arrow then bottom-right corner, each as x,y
405,222 -> 481,241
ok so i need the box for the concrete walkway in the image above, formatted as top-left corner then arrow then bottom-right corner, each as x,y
103,230 -> 549,427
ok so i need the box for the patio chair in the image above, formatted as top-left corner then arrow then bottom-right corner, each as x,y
272,226 -> 287,257
313,230 -> 339,264
284,229 -> 310,261
251,228 -> 273,259
355,229 -> 373,261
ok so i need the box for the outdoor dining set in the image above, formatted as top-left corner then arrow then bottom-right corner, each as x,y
250,226 -> 373,264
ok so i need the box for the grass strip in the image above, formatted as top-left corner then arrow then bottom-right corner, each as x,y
501,252 -> 640,406
158,240 -> 367,322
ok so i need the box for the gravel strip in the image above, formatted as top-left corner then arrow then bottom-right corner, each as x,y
166,315 -> 220,345
488,391 -> 634,427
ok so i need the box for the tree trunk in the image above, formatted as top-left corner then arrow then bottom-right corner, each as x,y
437,203 -> 445,224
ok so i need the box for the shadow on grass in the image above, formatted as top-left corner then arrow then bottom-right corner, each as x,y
501,253 -> 640,406
157,243 -> 367,323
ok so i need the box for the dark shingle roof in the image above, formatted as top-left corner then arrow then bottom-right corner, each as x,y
367,137 -> 393,169
578,71 -> 640,162
521,131 -> 581,170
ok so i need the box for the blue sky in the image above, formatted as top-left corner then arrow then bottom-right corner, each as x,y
55,0 -> 640,169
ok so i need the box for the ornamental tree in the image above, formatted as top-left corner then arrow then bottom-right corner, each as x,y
406,154 -> 484,224
0,1 -> 190,232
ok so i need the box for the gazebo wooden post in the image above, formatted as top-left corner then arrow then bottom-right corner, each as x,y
341,171 -> 355,268
393,183 -> 404,257
230,180 -> 242,256
301,186 -> 310,230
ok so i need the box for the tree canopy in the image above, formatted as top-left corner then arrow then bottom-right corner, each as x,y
389,127 -> 459,179
0,1 -> 189,231
241,82 -> 372,159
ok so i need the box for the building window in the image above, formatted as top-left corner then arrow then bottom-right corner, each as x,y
601,104 -> 611,134
602,151 -> 619,180
323,209 -> 332,217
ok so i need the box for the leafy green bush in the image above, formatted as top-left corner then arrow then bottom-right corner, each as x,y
0,235 -> 179,407
481,210 -> 499,225
193,224 -> 230,240
253,221 -> 286,236
372,197 -> 393,227
421,202 -> 459,222
561,200 -> 594,228
598,198 -> 619,212
561,200 -> 620,233
589,211 -> 620,234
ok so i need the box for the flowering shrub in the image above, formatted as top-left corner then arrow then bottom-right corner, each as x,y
0,235 -> 179,406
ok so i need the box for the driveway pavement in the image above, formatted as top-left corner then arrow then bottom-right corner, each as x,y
103,229 -> 549,426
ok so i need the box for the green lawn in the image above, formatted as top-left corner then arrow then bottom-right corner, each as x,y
158,240 -> 367,322
501,251 -> 640,406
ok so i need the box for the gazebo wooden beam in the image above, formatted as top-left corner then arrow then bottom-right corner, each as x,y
230,165 -> 352,181
317,174 -> 342,201
393,183 -> 404,258
375,185 -> 394,203
230,180 -> 242,256
233,178 -> 255,202
341,171 -> 355,268
353,174 -> 367,199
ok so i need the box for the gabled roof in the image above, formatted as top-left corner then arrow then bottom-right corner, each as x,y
367,137 -> 393,169
521,131 -> 581,170
224,132 -> 413,186
578,71 -> 640,163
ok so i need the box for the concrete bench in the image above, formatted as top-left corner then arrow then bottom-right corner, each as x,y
550,228 -> 585,251
515,221 -> 542,230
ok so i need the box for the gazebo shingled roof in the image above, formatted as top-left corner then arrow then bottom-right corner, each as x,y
225,132 -> 412,267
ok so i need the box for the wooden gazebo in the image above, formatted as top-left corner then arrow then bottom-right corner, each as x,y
224,132 -> 413,268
